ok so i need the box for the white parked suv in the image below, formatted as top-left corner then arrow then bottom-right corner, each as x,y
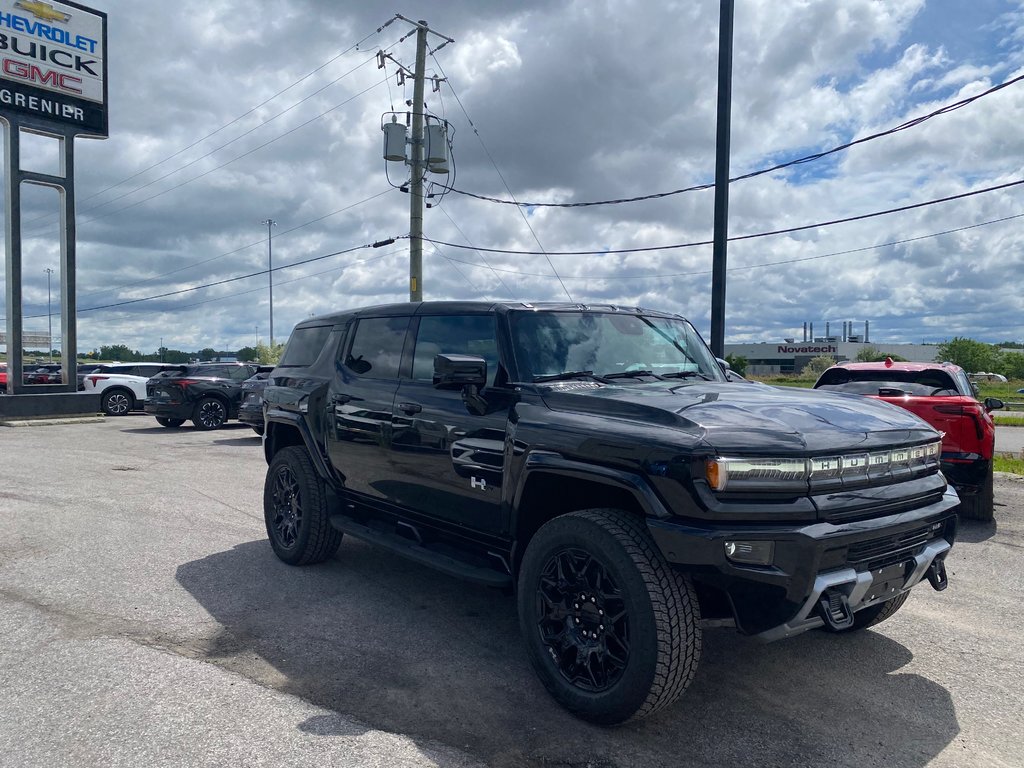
83,363 -> 181,416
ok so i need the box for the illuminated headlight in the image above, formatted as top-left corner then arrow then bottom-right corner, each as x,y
704,458 -> 806,492
705,440 -> 942,492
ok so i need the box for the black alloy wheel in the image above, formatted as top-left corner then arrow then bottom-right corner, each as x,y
192,397 -> 228,430
263,446 -> 342,565
102,389 -> 133,416
155,417 -> 185,428
517,509 -> 701,725
536,547 -> 630,692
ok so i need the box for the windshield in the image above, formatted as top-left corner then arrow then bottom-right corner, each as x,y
509,311 -> 725,383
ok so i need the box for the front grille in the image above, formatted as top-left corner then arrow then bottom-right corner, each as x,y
846,524 -> 937,571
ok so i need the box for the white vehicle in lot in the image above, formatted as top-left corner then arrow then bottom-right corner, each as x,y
83,363 -> 182,416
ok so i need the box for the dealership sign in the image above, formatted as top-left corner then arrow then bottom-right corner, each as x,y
0,0 -> 106,136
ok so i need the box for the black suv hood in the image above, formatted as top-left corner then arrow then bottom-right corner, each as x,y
539,381 -> 937,454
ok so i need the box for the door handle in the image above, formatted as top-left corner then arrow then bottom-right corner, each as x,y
398,402 -> 422,415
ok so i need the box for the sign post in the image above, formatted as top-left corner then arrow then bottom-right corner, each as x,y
0,0 -> 107,398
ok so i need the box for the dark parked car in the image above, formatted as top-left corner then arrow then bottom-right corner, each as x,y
814,358 -> 1003,521
237,368 -> 274,435
145,362 -> 259,430
23,363 -> 63,384
260,302 -> 958,724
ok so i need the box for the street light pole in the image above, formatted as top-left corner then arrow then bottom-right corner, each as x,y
44,268 -> 54,362
261,219 -> 277,346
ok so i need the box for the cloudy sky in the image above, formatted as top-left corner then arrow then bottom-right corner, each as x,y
2,0 -> 1023,356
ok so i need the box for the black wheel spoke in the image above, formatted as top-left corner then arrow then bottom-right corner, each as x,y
534,545 -> 630,693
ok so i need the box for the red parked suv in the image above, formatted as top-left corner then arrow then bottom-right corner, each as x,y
815,359 -> 1003,521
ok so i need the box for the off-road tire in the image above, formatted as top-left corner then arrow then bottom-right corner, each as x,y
958,462 -> 995,522
264,446 -> 342,566
155,417 -> 185,428
824,591 -> 910,633
102,388 -> 134,416
517,508 -> 701,725
192,396 -> 228,431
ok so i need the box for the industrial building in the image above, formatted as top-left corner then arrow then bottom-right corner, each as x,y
724,321 -> 938,376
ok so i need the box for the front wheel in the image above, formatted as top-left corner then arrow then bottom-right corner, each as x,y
263,446 -> 342,565
192,397 -> 228,430
517,509 -> 701,725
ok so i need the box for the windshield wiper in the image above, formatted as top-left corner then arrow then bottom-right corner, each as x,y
600,370 -> 665,381
660,370 -> 714,381
532,370 -> 601,383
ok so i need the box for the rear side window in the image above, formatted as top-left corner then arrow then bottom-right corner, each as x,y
345,317 -> 409,379
279,325 -> 333,367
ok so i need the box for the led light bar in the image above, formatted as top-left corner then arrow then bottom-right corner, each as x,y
705,440 -> 941,492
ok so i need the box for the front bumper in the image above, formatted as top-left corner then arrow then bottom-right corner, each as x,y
647,485 -> 959,638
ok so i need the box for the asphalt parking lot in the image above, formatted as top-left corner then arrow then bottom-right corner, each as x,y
1,416 -> 1022,768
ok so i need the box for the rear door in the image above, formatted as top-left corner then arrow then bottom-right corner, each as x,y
325,315 -> 411,502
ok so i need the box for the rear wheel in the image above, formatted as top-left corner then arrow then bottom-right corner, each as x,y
517,509 -> 701,725
155,417 -> 185,428
823,591 -> 910,633
264,446 -> 342,565
101,389 -> 134,416
192,397 -> 228,430
958,462 -> 994,522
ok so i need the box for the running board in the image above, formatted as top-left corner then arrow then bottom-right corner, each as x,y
329,512 -> 512,588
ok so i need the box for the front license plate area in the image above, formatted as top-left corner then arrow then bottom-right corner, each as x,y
863,561 -> 910,604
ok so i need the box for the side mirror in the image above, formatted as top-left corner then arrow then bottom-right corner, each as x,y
433,354 -> 487,389
984,397 -> 1004,412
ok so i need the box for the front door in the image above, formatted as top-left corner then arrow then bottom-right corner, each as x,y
388,314 -> 512,534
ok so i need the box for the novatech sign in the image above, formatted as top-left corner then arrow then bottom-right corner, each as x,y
0,0 -> 106,136
777,345 -> 837,354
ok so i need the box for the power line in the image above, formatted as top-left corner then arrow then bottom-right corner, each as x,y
59,17 -> 399,213
429,55 -> 573,301
449,73 -> 1024,209
66,240 -> 399,316
78,189 -> 394,300
422,178 -> 1024,256
432,211 -> 1024,280
59,78 -> 391,231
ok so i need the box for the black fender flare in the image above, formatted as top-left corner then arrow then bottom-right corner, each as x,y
264,410 -> 333,481
512,451 -> 671,520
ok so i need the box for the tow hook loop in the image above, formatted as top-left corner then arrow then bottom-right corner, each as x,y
818,589 -> 855,630
926,558 -> 948,591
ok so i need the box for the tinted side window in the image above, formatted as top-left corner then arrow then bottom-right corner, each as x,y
345,317 -> 409,379
279,325 -> 333,367
412,315 -> 498,384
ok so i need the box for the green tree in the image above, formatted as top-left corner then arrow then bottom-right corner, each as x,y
800,355 -> 837,379
724,355 -> 747,376
198,347 -> 217,361
254,341 -> 284,365
855,346 -> 907,363
236,346 -> 258,362
1000,352 -> 1024,380
99,344 -> 136,362
935,337 -> 1001,373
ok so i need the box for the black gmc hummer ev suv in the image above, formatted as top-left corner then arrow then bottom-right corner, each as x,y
261,302 -> 957,725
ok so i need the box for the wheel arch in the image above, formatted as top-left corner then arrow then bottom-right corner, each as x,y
510,454 -> 668,575
264,412 -> 332,481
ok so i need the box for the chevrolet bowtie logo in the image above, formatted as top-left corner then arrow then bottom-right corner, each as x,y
14,1 -> 71,23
